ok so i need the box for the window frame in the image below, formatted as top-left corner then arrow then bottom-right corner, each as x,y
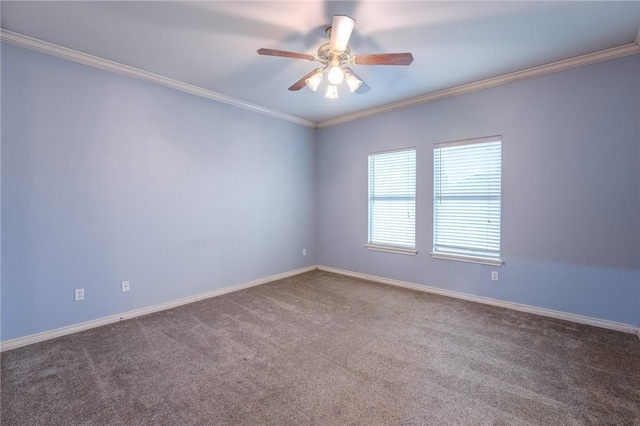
366,147 -> 418,256
431,136 -> 503,266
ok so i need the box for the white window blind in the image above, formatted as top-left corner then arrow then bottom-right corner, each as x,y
368,148 -> 416,253
433,137 -> 502,265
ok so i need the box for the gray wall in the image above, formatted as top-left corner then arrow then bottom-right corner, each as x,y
1,43 -> 317,341
317,55 -> 640,327
2,42 -> 639,343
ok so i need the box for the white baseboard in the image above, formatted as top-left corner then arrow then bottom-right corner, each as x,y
4,264 -> 636,351
317,265 -> 639,335
0,265 -> 316,352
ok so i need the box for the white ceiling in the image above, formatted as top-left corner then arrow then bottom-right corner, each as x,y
2,1 -> 640,125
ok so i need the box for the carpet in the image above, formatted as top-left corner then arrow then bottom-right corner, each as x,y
2,270 -> 639,425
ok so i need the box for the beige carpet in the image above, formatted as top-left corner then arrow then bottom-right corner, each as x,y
2,270 -> 639,425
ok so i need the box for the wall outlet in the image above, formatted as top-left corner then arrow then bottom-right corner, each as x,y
302,248 -> 306,256
74,288 -> 84,302
121,281 -> 130,293
491,271 -> 499,282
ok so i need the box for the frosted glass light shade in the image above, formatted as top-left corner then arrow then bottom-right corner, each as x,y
305,71 -> 323,91
327,66 -> 345,85
345,72 -> 362,93
325,84 -> 339,99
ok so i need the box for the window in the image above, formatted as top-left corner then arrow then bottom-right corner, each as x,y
367,148 -> 417,255
433,136 -> 502,266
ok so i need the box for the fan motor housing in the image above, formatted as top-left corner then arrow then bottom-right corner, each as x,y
317,43 -> 352,66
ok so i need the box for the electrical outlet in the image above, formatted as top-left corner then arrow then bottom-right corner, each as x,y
75,288 -> 84,302
121,281 -> 130,293
491,271 -> 499,282
302,248 -> 307,256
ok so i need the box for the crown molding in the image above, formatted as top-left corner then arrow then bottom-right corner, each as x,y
317,43 -> 640,128
3,28 -> 639,130
0,29 -> 317,128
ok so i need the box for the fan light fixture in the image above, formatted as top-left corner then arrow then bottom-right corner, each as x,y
325,84 -> 339,99
257,14 -> 413,98
327,66 -> 345,85
304,66 -> 363,99
305,69 -> 323,92
344,69 -> 363,93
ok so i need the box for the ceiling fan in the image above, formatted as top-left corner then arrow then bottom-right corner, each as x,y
257,15 -> 413,99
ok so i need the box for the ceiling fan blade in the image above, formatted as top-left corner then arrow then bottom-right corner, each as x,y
257,48 -> 316,61
288,69 -> 322,91
354,53 -> 414,66
343,68 -> 370,94
330,15 -> 355,52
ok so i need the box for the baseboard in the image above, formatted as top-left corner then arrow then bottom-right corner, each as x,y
0,265 -> 317,352
4,264 -> 635,351
317,265 -> 639,335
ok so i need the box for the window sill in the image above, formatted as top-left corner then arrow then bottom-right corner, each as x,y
366,244 -> 418,256
431,252 -> 503,266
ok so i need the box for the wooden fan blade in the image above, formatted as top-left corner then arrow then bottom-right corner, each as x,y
257,48 -> 316,61
288,69 -> 322,91
354,53 -> 414,66
330,15 -> 355,52
343,68 -> 370,94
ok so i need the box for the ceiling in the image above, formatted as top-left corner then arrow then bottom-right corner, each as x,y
2,1 -> 640,126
